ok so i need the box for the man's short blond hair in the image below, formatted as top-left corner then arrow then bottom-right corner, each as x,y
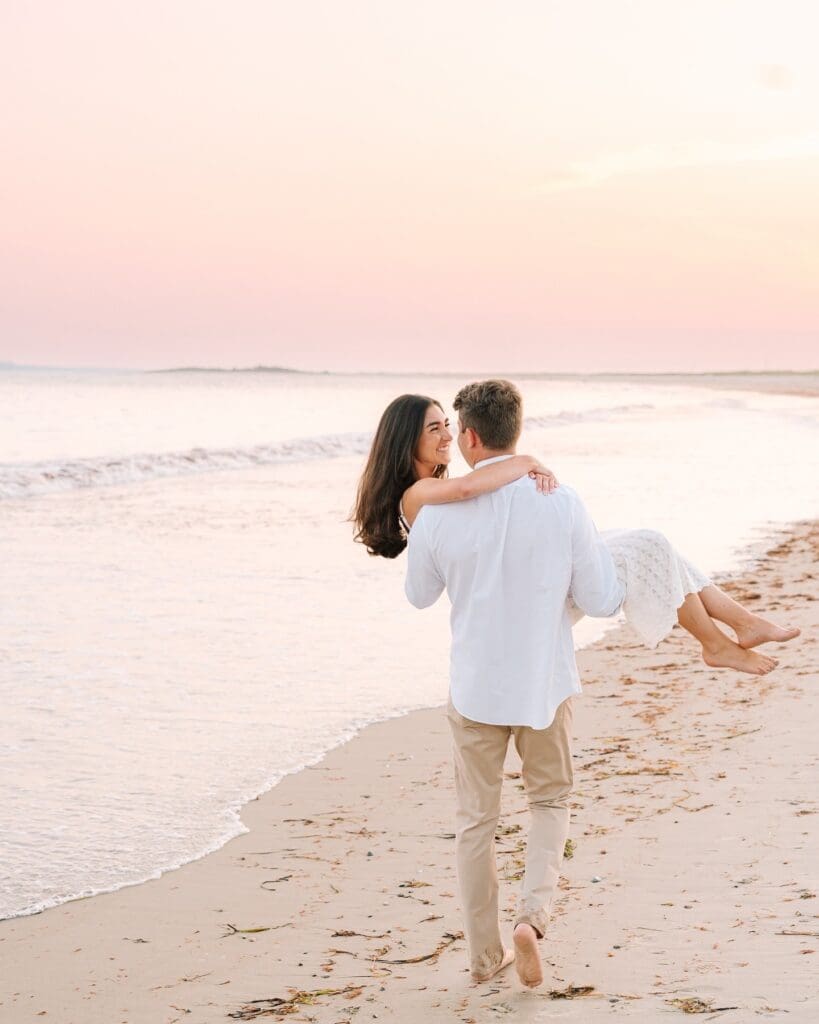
453,379 -> 523,450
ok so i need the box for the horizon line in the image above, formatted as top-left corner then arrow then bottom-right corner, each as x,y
2,361 -> 818,378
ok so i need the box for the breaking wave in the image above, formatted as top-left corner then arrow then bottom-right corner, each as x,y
1,404 -> 654,499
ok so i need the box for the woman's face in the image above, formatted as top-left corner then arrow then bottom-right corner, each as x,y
414,403 -> 453,471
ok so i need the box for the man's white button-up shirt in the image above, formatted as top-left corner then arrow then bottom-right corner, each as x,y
405,456 -> 624,729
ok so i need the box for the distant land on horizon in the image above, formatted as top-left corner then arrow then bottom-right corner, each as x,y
153,366 -> 819,376
149,365 -> 320,375
1,361 -> 817,381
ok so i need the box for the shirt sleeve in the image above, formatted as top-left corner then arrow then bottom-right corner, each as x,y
569,492 -> 624,618
404,514 -> 445,609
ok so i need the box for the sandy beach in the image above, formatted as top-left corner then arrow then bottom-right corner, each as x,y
2,521 -> 816,1023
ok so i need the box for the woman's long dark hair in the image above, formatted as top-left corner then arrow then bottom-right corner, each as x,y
352,394 -> 447,558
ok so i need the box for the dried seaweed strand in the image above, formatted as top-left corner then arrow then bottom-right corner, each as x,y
375,931 -> 463,964
228,984 -> 365,1020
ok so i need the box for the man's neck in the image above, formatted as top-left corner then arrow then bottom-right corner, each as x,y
472,449 -> 516,469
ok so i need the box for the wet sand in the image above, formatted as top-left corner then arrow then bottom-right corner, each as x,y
1,523 -> 816,1023
521,372 -> 819,399
616,372 -> 819,399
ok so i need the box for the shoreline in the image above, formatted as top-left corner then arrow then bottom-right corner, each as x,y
2,516 -> 801,927
2,521 -> 816,1022
0,700 -> 455,925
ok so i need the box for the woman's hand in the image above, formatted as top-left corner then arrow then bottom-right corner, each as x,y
528,460 -> 559,494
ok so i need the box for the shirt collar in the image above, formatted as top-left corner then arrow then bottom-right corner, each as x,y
474,454 -> 516,470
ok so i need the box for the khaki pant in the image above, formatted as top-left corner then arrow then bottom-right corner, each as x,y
446,695 -> 574,978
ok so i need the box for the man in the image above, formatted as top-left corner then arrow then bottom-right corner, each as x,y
404,379 -> 623,987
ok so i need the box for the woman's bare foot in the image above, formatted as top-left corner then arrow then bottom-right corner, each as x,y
702,638 -> 778,675
513,923 -> 544,988
734,615 -> 801,650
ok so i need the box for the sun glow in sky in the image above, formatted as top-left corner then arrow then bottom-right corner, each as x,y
2,1 -> 818,372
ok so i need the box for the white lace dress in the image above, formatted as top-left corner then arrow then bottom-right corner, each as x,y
569,528 -> 711,648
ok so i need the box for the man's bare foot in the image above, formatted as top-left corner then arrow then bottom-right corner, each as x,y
470,946 -> 515,984
702,638 -> 778,675
734,615 -> 801,650
513,923 -> 543,988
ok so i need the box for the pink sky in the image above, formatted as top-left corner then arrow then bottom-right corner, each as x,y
1,2 -> 817,372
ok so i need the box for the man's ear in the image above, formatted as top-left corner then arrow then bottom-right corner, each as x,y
463,426 -> 480,450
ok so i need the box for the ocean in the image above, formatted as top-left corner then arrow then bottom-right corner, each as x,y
1,367 -> 817,920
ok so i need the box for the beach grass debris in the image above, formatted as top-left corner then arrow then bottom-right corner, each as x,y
722,726 -> 763,740
229,984 -> 365,1019
495,823 -> 523,837
398,879 -> 432,888
667,997 -> 739,1014
374,930 -> 463,964
547,984 -> 595,999
672,791 -> 715,813
260,875 -> 292,890
332,928 -> 391,938
397,890 -> 432,904
398,831 -> 456,839
223,922 -> 291,937
563,838 -> 576,860
614,762 -> 679,777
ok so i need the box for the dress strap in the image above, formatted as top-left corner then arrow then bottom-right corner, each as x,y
398,500 -> 411,534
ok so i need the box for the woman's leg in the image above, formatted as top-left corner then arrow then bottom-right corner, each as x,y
676,592 -> 778,675
697,585 -> 800,649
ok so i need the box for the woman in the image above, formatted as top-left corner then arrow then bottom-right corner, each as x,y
353,394 -> 799,676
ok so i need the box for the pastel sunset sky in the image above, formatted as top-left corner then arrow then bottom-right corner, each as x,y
2,2 -> 817,372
